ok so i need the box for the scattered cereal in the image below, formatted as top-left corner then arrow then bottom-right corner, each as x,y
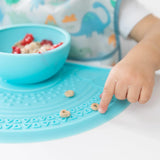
64,90 -> 74,98
60,109 -> 71,118
91,103 -> 99,111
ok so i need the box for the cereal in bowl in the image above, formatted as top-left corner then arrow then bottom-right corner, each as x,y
12,33 -> 63,54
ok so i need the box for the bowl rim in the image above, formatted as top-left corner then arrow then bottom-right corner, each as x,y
0,24 -> 71,56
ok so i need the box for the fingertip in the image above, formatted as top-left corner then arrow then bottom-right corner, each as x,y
98,108 -> 106,114
98,104 -> 108,114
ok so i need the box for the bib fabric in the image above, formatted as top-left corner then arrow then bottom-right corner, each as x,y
0,0 -> 121,65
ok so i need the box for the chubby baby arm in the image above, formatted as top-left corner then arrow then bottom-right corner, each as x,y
99,14 -> 160,113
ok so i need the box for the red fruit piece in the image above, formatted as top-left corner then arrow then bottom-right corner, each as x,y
20,39 -> 26,46
49,42 -> 64,50
12,46 -> 21,54
55,42 -> 63,48
58,42 -> 63,46
40,40 -> 53,46
21,34 -> 34,46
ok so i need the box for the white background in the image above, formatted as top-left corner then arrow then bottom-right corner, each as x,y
1,1 -> 160,160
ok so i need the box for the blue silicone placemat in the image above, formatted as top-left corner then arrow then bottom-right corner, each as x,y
0,62 -> 129,143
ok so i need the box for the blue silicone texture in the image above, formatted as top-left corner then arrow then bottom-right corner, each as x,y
0,63 -> 130,143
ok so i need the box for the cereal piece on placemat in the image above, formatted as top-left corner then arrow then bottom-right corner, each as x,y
91,103 -> 99,111
64,90 -> 74,98
60,109 -> 71,118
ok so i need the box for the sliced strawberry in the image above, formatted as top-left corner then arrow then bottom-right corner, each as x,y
20,39 -> 26,46
58,42 -> 63,46
12,46 -> 21,54
55,42 -> 63,48
48,42 -> 64,50
40,40 -> 53,46
20,34 -> 34,46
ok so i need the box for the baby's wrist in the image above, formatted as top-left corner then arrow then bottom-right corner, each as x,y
142,32 -> 160,71
129,15 -> 160,71
124,37 -> 160,72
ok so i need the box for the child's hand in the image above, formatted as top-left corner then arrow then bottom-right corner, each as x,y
99,41 -> 156,113
99,14 -> 160,114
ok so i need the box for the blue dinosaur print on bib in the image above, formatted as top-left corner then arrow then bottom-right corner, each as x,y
71,2 -> 111,37
31,0 -> 45,11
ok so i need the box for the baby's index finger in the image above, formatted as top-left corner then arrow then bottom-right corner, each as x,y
99,78 -> 116,114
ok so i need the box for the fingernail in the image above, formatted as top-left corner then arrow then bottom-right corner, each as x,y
98,108 -> 105,114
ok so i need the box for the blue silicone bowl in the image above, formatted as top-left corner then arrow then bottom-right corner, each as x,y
0,24 -> 71,84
